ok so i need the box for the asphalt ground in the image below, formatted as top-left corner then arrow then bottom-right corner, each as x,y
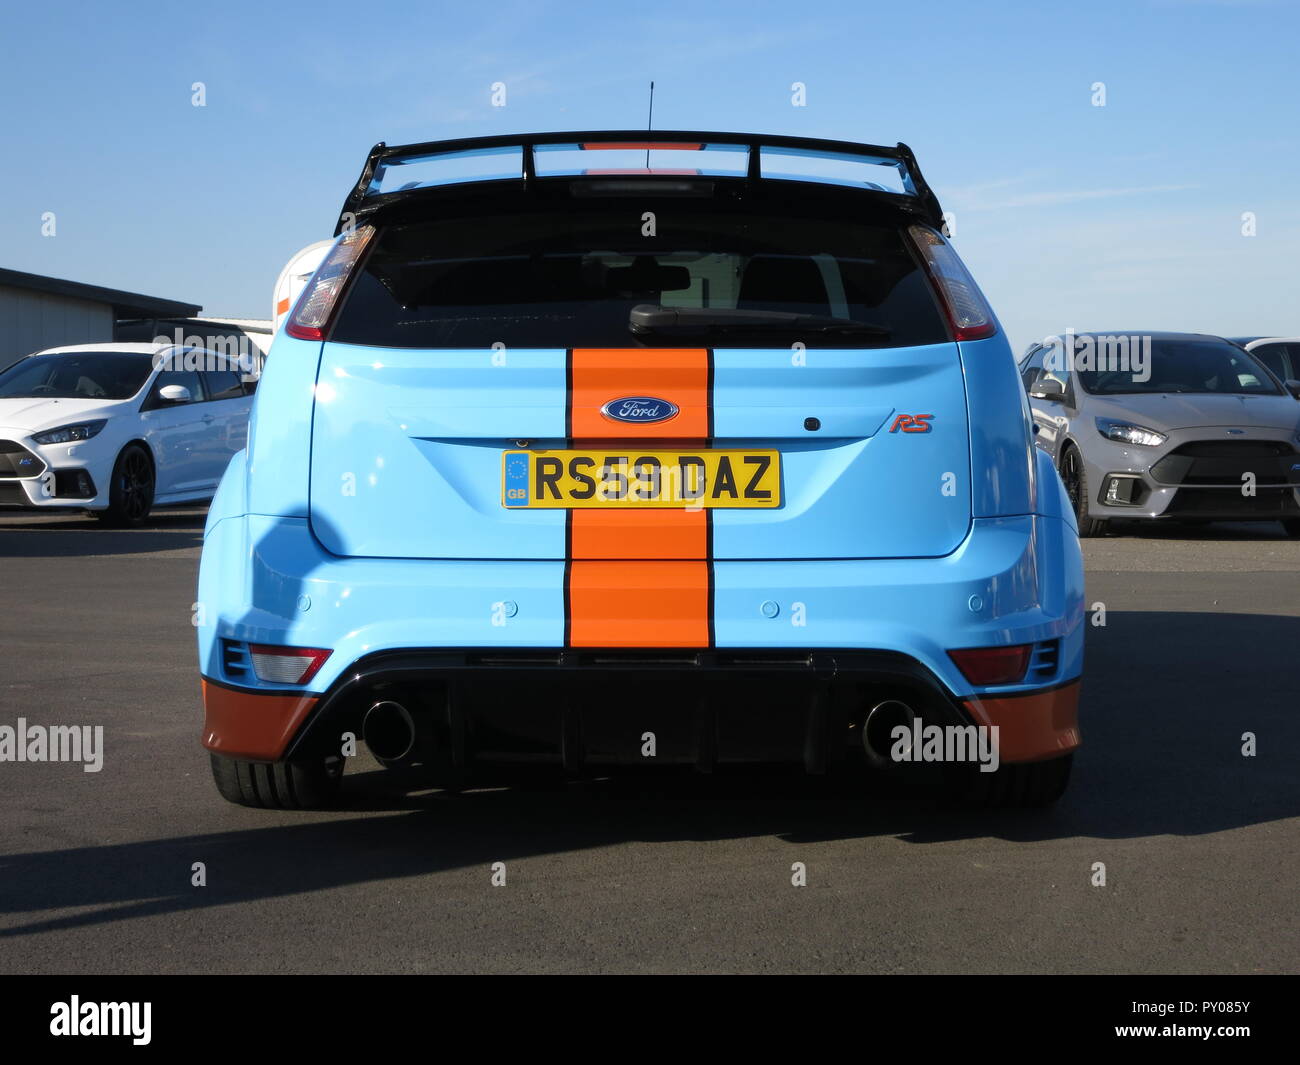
0,508 -> 1296,974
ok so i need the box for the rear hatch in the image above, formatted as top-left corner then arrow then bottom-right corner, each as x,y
306,163 -> 974,561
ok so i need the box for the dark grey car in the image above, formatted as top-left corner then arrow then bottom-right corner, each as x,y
1019,331 -> 1300,537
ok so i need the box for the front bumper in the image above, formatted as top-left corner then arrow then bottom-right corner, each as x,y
0,432 -> 104,509
1079,430 -> 1300,520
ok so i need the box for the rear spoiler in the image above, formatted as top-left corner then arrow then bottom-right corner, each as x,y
334,130 -> 945,235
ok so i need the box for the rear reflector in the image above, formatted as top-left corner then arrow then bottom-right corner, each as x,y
908,225 -> 997,341
247,644 -> 332,685
948,644 -> 1031,686
285,225 -> 376,341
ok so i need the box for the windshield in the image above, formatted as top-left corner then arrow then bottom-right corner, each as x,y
1077,339 -> 1282,396
331,203 -> 947,348
0,352 -> 155,400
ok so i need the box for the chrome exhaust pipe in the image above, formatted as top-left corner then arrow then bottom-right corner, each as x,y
363,700 -> 417,765
861,698 -> 917,767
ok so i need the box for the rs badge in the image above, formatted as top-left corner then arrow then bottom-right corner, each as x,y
890,414 -> 934,433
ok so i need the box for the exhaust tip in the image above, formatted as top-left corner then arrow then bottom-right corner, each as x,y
861,698 -> 916,766
363,700 -> 416,764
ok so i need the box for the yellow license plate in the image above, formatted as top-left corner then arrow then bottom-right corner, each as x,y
502,449 -> 781,509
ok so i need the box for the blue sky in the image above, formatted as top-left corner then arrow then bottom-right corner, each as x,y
1,0 -> 1296,352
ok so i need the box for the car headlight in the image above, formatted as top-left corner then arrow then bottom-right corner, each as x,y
31,420 -> 107,445
1095,418 -> 1166,447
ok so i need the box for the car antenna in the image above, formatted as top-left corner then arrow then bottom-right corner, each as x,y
645,81 -> 655,168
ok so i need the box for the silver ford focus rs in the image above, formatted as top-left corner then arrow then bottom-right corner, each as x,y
1019,331 -> 1300,537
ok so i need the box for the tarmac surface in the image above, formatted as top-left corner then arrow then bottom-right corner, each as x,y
1,509 -> 1296,973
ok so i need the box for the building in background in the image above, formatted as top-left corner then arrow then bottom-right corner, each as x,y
0,267 -> 200,369
1,267 -> 273,377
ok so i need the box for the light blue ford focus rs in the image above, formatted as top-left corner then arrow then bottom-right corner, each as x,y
196,131 -> 1084,808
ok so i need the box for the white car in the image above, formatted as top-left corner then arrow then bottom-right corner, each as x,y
0,342 -> 252,525
1241,337 -> 1300,391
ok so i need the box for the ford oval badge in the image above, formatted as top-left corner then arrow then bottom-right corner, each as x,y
600,396 -> 679,424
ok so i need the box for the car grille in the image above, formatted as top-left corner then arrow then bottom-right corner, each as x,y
0,439 -> 47,479
1150,440 -> 1300,487
1165,487 -> 1300,517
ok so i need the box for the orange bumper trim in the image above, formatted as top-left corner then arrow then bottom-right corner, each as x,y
961,680 -> 1081,764
201,679 -> 319,762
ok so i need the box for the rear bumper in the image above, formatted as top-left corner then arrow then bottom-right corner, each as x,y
197,505 -> 1085,767
198,512 -> 1083,687
201,651 -> 1080,769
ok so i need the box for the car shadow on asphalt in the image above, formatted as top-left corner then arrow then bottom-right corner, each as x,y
0,608 -> 1296,940
0,509 -> 205,556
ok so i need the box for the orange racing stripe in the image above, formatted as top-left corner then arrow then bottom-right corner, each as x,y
568,348 -> 710,440
565,348 -> 713,647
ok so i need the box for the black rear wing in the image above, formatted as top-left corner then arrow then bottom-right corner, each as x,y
334,130 -> 945,235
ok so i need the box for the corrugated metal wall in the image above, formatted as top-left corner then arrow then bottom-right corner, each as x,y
0,285 -> 113,367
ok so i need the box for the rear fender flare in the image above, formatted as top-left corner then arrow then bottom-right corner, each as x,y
1035,446 -> 1075,531
205,448 -> 248,538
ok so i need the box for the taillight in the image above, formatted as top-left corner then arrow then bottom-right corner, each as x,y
284,225 -> 376,341
908,225 -> 997,341
948,644 -> 1031,686
247,644 -> 332,685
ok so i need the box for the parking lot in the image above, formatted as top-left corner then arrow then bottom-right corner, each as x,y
0,509 -> 1296,974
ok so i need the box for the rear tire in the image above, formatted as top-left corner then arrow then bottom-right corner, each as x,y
960,753 -> 1073,808
95,444 -> 155,527
1282,519 -> 1300,538
1059,446 -> 1108,537
209,752 -> 345,809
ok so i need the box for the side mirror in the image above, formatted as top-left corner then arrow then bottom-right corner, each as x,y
158,384 -> 192,404
1029,379 -> 1066,401
1285,379 -> 1300,400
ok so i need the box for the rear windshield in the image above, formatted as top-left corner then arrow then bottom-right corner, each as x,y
0,351 -> 155,400
331,204 -> 948,348
1077,339 -> 1282,396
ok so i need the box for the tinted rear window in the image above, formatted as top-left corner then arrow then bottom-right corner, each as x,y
332,205 -> 948,349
